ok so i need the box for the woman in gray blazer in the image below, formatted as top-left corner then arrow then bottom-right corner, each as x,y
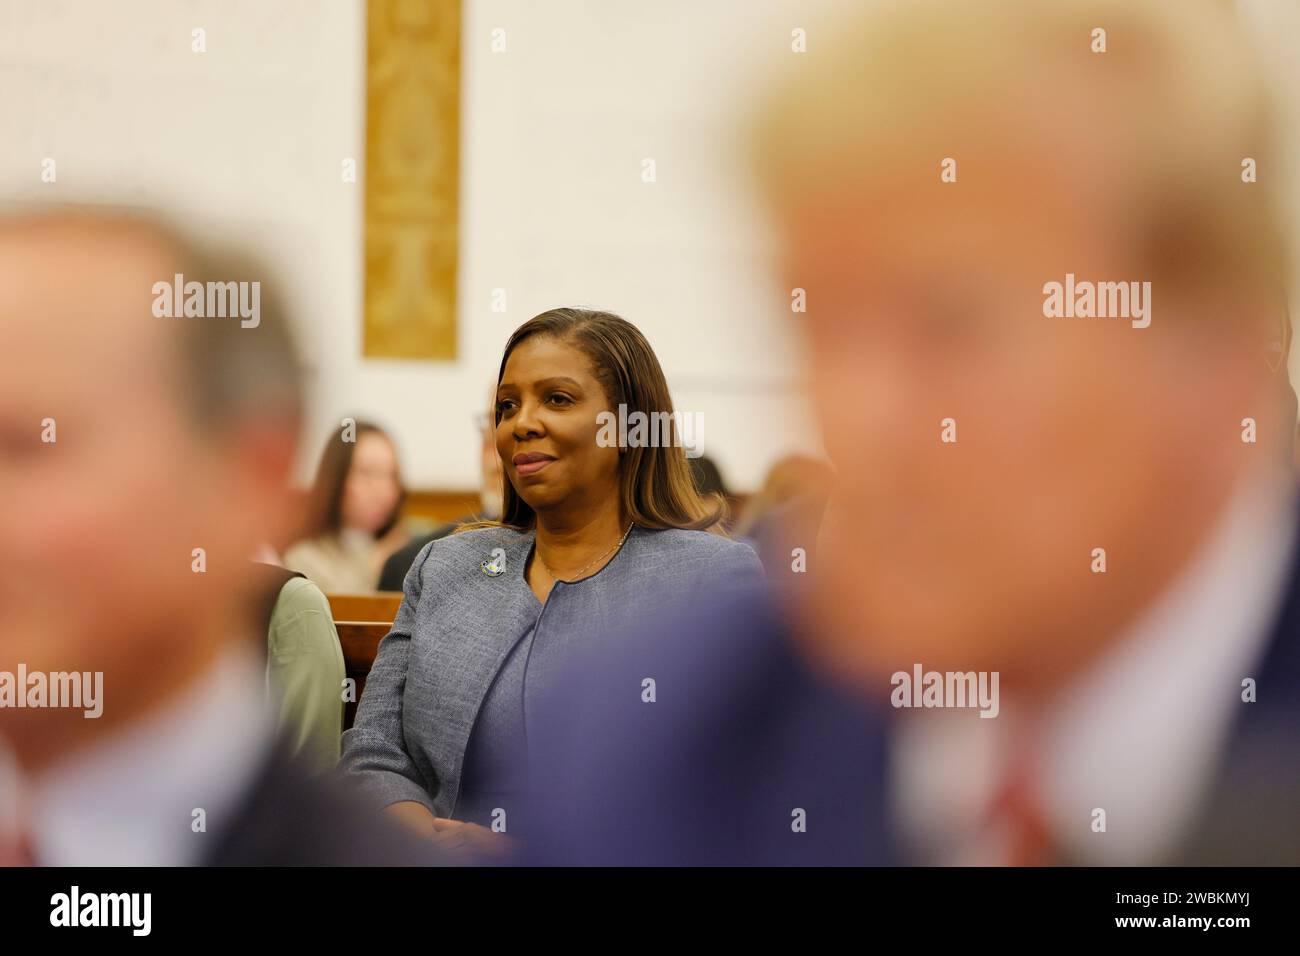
339,308 -> 764,858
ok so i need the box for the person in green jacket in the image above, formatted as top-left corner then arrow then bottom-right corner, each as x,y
263,573 -> 346,773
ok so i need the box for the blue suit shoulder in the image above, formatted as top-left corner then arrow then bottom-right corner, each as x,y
521,581 -> 894,865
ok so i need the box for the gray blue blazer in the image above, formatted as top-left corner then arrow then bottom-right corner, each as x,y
338,524 -> 763,818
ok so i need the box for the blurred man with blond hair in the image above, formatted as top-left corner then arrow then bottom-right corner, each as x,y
523,0 -> 1300,865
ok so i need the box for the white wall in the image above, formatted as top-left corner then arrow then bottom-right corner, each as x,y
0,0 -> 853,491
2,0 -> 1296,489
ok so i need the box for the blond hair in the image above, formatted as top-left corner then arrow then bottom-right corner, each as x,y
752,0 -> 1289,310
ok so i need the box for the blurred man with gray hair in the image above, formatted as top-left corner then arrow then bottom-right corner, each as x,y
0,209 -> 432,865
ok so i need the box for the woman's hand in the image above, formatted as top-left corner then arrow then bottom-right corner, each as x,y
386,800 -> 438,837
385,804 -> 515,861
428,818 -> 517,862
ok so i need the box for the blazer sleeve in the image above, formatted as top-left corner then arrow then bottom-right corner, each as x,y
338,547 -> 438,814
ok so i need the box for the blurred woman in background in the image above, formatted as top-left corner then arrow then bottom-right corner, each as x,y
285,420 -> 408,592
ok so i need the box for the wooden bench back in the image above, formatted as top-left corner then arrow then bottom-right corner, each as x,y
335,620 -> 392,731
326,594 -> 401,732
326,592 -> 402,623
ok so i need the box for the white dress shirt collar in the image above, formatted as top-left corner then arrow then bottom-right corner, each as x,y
4,642 -> 273,866
893,466 -> 1298,865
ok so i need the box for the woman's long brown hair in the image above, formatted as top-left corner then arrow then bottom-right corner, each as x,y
466,308 -> 725,534
301,420 -> 405,540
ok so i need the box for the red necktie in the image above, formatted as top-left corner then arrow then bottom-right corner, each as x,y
985,763 -> 1054,866
982,723 -> 1056,867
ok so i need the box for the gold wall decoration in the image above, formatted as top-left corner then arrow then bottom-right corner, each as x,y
364,0 -> 460,359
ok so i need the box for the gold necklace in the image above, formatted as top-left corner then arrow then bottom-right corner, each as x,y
536,524 -> 634,582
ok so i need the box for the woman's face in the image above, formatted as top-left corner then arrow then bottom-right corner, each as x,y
341,431 -> 401,535
495,335 -> 621,517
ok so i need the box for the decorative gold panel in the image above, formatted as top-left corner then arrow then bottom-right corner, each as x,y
364,0 -> 460,359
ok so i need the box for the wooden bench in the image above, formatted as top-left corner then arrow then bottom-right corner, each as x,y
326,592 -> 403,623
335,619 -> 394,731
326,593 -> 401,731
